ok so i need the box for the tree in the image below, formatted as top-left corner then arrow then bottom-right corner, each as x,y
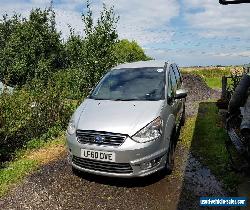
0,6 -> 65,86
114,39 -> 152,64
81,2 -> 119,89
64,30 -> 84,69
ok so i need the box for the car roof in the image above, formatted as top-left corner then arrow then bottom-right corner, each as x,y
113,60 -> 171,70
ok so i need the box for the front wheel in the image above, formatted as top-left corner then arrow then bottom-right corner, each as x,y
164,134 -> 176,174
180,104 -> 186,126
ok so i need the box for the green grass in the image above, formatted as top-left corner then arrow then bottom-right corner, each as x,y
0,159 -> 38,196
0,134 -> 65,197
180,102 -> 242,191
204,77 -> 222,89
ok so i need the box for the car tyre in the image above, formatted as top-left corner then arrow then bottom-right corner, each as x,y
180,105 -> 186,126
164,131 -> 176,174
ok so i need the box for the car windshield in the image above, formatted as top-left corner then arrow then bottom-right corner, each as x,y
89,67 -> 165,101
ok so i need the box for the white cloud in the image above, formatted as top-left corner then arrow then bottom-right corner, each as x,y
183,0 -> 250,38
92,0 -> 180,46
214,51 -> 250,57
30,0 -> 51,5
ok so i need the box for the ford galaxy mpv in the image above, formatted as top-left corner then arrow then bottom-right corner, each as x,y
66,60 -> 187,177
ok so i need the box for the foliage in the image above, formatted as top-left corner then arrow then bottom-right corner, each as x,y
80,2 -> 119,89
181,67 -> 231,78
227,69 -> 242,97
0,78 -> 76,163
0,6 -> 65,87
64,32 -> 84,69
114,39 -> 152,64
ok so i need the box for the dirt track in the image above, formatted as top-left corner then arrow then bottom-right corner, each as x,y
0,75 -> 231,210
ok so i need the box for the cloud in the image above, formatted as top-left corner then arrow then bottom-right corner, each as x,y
183,0 -> 250,38
215,51 -> 250,57
92,0 -> 180,46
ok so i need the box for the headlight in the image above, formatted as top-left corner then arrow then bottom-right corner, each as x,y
132,117 -> 163,143
67,121 -> 76,135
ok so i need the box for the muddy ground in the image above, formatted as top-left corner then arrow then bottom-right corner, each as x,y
0,75 -> 234,210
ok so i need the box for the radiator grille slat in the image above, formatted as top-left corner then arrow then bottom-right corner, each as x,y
76,130 -> 127,146
72,156 -> 133,174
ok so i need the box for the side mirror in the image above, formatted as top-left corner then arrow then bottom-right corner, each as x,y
175,89 -> 188,100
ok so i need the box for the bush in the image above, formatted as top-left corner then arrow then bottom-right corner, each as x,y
114,39 -> 152,63
0,78 -> 77,163
0,7 -> 66,87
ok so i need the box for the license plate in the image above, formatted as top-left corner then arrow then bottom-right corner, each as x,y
81,149 -> 115,162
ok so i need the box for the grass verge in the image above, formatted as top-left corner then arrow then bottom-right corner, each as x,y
0,135 -> 66,197
204,77 -> 222,89
180,102 -> 242,191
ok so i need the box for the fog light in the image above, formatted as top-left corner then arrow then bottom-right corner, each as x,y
140,162 -> 152,170
140,157 -> 162,170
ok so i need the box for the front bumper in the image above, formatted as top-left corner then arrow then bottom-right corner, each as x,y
67,133 -> 168,178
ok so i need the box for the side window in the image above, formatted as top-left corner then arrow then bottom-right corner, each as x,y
173,64 -> 181,89
176,66 -> 182,82
167,66 -> 177,99
170,66 -> 177,93
167,73 -> 172,99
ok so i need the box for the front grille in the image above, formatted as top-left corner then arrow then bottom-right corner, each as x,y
76,130 -> 127,146
72,156 -> 133,174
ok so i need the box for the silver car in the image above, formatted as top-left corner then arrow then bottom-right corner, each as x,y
66,60 -> 187,178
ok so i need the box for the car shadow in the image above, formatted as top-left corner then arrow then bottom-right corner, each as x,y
73,168 -> 168,188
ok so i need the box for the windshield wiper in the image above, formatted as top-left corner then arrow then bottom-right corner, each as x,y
113,98 -> 139,101
89,97 -> 109,100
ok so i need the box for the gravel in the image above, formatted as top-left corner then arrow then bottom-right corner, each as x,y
182,74 -> 221,103
182,74 -> 221,117
0,75 -> 233,210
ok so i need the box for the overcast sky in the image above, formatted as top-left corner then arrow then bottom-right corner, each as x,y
1,0 -> 250,66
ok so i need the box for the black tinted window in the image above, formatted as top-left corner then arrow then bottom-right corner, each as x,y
169,66 -> 177,92
173,65 -> 181,88
168,67 -> 177,99
167,73 -> 172,98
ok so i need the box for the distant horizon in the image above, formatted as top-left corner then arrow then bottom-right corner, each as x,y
179,64 -> 247,68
